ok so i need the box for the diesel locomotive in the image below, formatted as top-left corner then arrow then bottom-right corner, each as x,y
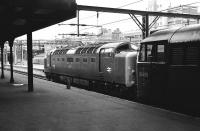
137,24 -> 200,114
44,42 -> 138,91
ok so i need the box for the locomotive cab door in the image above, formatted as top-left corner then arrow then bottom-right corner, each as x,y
99,48 -> 114,82
137,41 -> 168,103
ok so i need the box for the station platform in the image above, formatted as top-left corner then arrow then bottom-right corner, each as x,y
0,71 -> 200,131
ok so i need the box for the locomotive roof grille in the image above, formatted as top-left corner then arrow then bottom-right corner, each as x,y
87,47 -> 96,54
75,48 -> 84,54
51,42 -> 136,55
80,47 -> 90,54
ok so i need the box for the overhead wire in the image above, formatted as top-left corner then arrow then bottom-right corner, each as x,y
78,0 -> 144,21
81,1 -> 200,32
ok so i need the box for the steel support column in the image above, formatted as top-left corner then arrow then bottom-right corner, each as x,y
142,14 -> 149,39
9,39 -> 14,83
77,10 -> 80,37
1,43 -> 5,79
27,32 -> 33,92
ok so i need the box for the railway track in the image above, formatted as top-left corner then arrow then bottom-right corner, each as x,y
4,65 -> 135,99
3,65 -> 47,80
3,65 -> 200,117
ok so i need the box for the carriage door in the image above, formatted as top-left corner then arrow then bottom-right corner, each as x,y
99,48 -> 114,82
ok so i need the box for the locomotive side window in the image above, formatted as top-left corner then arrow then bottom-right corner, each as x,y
67,58 -> 73,62
91,58 -> 96,62
83,58 -> 87,62
76,58 -> 80,62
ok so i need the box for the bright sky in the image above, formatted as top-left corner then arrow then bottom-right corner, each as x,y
16,0 -> 200,40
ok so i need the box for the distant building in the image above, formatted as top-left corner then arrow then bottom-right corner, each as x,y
167,5 -> 199,28
112,28 -> 123,41
124,31 -> 142,45
147,0 -> 199,30
147,0 -> 170,30
100,28 -> 112,40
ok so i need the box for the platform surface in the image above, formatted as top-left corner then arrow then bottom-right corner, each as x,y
0,71 -> 200,131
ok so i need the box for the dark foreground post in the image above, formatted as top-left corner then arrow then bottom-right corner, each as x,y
1,43 -> 5,79
27,32 -> 33,92
9,39 -> 14,83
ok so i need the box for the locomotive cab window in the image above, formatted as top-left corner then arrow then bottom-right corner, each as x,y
139,42 -> 165,62
104,48 -> 114,57
115,44 -> 130,53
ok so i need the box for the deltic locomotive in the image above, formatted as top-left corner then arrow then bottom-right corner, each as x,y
44,42 -> 138,91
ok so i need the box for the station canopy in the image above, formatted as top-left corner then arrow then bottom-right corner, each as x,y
0,0 -> 76,41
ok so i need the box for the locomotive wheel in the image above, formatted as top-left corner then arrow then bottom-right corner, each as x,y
66,77 -> 71,89
88,81 -> 93,90
45,73 -> 51,81
47,75 -> 51,81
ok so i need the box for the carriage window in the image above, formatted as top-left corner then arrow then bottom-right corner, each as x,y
62,58 -> 65,61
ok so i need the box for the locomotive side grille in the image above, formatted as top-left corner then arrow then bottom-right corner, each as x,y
185,47 -> 200,65
171,47 -> 184,65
